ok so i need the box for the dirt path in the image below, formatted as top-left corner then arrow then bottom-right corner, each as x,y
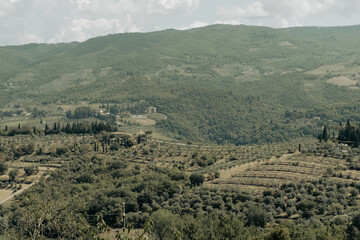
0,173 -> 53,205
0,181 -> 37,205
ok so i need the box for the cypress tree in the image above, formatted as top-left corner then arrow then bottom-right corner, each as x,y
322,125 -> 328,142
318,132 -> 322,142
345,119 -> 351,140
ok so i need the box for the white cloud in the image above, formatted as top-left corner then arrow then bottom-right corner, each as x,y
155,0 -> 199,10
263,0 -> 336,19
1,0 -> 360,45
280,18 -> 289,28
177,20 -> 209,30
69,0 -> 199,16
217,0 -> 349,28
0,0 -> 200,45
218,2 -> 268,19
65,17 -> 140,42
214,19 -> 243,26
178,19 -> 245,31
341,0 -> 360,16
24,34 -> 43,43
0,0 -> 17,16
70,0 -> 135,16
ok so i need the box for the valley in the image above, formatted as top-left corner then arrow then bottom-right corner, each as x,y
0,24 -> 360,239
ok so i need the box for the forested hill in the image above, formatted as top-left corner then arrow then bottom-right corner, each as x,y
1,24 -> 360,145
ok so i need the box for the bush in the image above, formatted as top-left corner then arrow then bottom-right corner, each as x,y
266,227 -> 291,240
9,169 -> 19,182
351,189 -> 359,197
190,173 -> 204,186
0,162 -> 8,175
76,173 -> 94,184
24,166 -> 39,176
152,209 -> 182,240
110,143 -> 120,151
245,204 -> 268,227
352,214 -> 360,230
56,146 -> 69,156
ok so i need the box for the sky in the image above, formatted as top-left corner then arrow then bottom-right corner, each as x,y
1,0 -> 360,46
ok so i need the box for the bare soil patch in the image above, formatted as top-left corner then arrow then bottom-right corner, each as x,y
327,76 -> 357,86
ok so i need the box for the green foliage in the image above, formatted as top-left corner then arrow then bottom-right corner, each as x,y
244,204 -> 268,228
352,213 -> 360,230
76,172 -> 95,184
8,181 -> 91,239
24,166 -> 38,176
151,209 -> 182,240
189,173 -> 204,186
8,169 -> 18,182
0,162 -> 8,175
56,146 -> 69,156
66,106 -> 94,119
266,227 -> 291,240
1,72 -> 360,240
1,25 -> 360,145
338,119 -> 360,146
0,136 -> 359,239
180,213 -> 261,240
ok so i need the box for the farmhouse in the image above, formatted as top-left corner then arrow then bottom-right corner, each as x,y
146,107 -> 157,114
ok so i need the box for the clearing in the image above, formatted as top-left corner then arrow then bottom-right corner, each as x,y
327,76 -> 357,87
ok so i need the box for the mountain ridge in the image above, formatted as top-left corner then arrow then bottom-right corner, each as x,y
1,24 -> 360,144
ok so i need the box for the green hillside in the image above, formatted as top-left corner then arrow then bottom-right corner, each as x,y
1,24 -> 360,144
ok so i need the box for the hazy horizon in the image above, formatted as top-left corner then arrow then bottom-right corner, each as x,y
1,0 -> 360,46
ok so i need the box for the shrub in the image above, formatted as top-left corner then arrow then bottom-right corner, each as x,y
9,169 -> 19,182
24,166 -> 39,176
190,173 -> 204,186
245,204 -> 268,227
56,147 -> 69,156
0,162 -> 8,175
76,172 -> 94,184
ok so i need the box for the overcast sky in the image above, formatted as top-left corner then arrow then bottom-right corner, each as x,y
1,0 -> 360,46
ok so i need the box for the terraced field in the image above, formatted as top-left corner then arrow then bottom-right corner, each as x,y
208,144 -> 360,193
0,134 -> 95,204
1,131 -> 357,203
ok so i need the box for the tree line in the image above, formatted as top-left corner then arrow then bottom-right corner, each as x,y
1,121 -> 117,137
338,119 -> 360,147
318,119 -> 360,147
